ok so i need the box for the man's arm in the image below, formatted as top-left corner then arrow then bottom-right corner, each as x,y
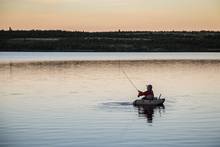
138,91 -> 143,97
138,91 -> 147,97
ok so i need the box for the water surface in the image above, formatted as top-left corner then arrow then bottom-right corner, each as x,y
0,52 -> 220,62
0,53 -> 220,147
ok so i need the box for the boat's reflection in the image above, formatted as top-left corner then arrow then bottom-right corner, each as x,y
134,105 -> 165,123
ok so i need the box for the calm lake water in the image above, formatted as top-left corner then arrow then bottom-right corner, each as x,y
0,52 -> 220,147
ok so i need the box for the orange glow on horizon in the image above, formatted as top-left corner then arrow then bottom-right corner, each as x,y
0,0 -> 219,31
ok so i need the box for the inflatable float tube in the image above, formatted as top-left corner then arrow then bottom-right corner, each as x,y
133,98 -> 165,106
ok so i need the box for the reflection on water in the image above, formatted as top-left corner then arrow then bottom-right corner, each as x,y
103,102 -> 165,124
135,105 -> 165,123
0,59 -> 220,147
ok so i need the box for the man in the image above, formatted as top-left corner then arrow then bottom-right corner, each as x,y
138,84 -> 154,100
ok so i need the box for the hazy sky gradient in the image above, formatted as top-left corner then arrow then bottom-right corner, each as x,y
0,0 -> 220,31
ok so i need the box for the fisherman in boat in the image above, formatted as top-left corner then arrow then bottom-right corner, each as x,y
138,84 -> 154,100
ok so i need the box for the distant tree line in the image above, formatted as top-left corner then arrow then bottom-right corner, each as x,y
0,30 -> 220,52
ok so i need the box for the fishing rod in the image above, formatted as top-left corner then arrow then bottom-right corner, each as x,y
119,60 -> 139,91
121,69 -> 139,91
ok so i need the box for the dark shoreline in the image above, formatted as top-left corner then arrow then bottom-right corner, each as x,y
0,30 -> 220,52
1,59 -> 220,67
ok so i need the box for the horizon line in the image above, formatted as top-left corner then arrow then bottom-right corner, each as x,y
1,28 -> 220,33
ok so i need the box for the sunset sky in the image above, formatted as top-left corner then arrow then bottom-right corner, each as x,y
0,0 -> 220,31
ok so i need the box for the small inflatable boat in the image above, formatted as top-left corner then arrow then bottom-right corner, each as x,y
133,98 -> 165,106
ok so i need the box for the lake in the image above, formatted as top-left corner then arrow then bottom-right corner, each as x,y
0,52 -> 220,147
